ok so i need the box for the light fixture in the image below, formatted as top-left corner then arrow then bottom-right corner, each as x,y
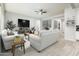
34,9 -> 47,15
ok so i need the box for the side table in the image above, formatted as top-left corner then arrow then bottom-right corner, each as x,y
11,39 -> 25,56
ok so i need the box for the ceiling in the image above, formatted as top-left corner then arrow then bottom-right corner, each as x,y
5,3 -> 67,19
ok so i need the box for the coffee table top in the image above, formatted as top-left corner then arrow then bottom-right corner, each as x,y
12,36 -> 25,46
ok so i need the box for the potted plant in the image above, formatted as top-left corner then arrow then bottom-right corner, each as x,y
5,20 -> 16,35
5,20 -> 16,30
31,27 -> 36,34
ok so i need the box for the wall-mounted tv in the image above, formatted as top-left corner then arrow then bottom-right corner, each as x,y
76,25 -> 79,31
18,19 -> 30,27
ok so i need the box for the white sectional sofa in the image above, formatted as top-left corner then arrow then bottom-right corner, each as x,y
1,29 -> 24,50
29,30 -> 60,52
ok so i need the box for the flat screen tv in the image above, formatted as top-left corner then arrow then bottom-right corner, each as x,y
18,19 -> 30,27
76,25 -> 79,31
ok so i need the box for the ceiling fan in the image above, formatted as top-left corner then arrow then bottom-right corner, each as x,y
34,9 -> 47,15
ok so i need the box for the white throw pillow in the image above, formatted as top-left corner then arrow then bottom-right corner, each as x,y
1,29 -> 7,36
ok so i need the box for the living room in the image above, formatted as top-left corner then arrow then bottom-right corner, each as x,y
0,3 -> 79,56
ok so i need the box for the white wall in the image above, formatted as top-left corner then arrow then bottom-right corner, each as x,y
5,12 -> 38,30
35,20 -> 41,31
0,7 -> 1,31
0,4 -> 5,32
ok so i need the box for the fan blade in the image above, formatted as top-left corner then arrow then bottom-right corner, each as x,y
40,9 -> 43,12
43,11 -> 47,13
34,11 -> 38,12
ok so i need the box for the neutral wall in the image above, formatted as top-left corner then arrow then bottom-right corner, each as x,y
35,20 -> 41,31
5,12 -> 38,30
0,4 -> 5,31
0,7 -> 1,30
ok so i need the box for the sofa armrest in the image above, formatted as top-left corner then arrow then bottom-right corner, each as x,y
2,35 -> 15,42
29,34 -> 40,40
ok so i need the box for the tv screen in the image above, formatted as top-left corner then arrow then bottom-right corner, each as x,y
18,19 -> 30,27
76,25 -> 79,31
